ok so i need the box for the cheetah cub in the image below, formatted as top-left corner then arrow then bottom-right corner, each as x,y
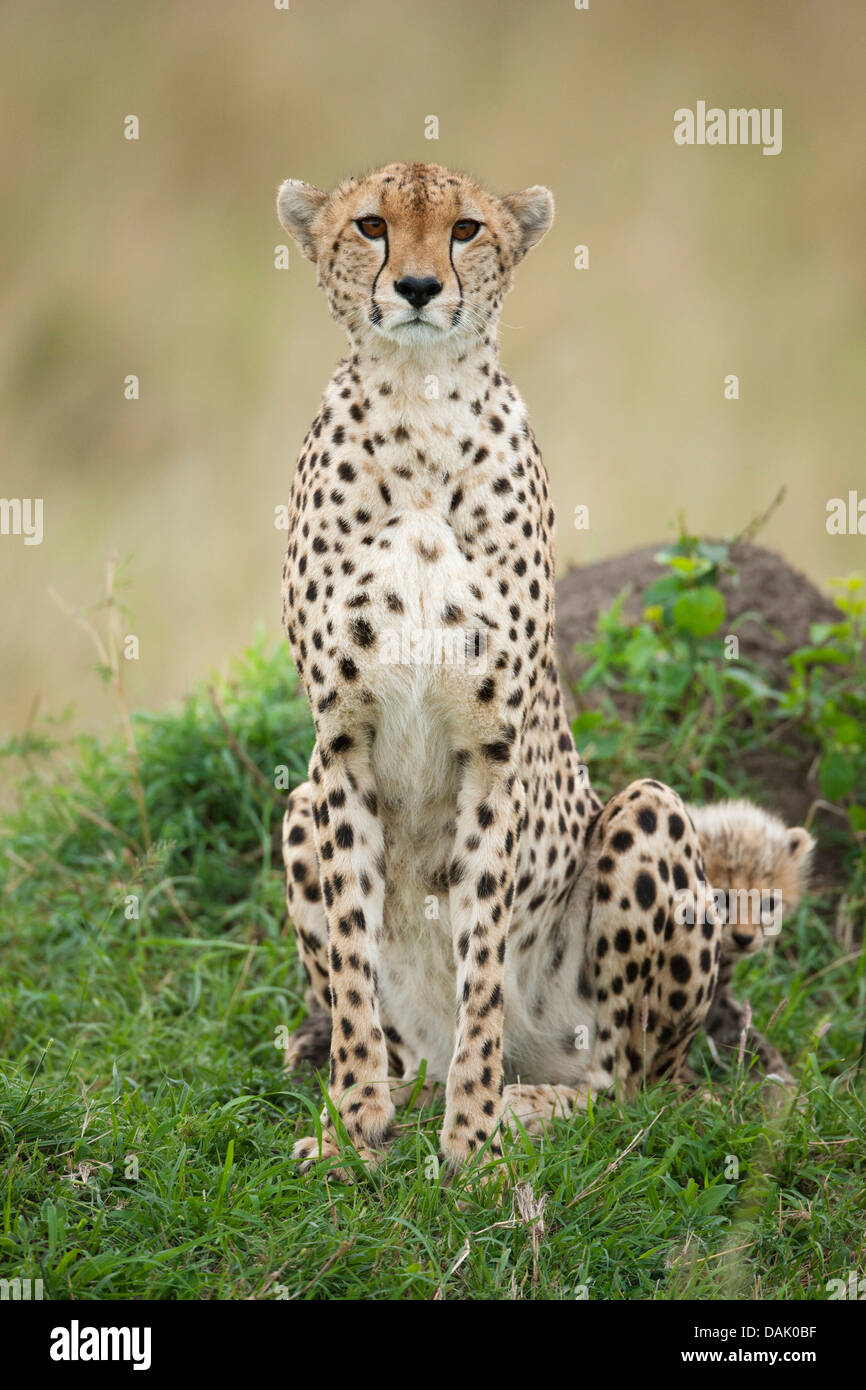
689,801 -> 814,1080
276,162 -> 804,1175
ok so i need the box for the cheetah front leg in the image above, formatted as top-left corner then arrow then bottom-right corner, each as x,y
440,754 -> 525,1169
292,739 -> 394,1175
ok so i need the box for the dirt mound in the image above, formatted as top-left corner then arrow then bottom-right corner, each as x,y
554,541 -> 843,887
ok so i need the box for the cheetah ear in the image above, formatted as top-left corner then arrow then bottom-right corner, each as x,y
500,186 -> 555,261
779,826 -> 815,911
277,179 -> 328,261
787,827 -> 816,877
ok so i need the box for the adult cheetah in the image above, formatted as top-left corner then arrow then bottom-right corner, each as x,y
275,162 -> 812,1175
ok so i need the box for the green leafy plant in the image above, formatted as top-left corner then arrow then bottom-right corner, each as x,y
782,576 -> 866,834
573,535 -> 866,912
572,528 -> 775,799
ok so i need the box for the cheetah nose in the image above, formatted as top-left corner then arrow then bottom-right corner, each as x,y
394,275 -> 442,309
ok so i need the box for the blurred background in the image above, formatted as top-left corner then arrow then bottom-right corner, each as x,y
1,0 -> 864,740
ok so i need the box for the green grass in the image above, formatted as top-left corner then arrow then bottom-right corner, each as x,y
1,623 -> 864,1301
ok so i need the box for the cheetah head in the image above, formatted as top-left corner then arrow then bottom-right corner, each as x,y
276,162 -> 553,356
691,800 -> 815,955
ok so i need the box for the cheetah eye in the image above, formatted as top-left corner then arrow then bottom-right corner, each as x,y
356,216 -> 387,240
452,219 -> 481,242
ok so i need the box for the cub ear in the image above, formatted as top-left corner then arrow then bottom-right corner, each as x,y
787,827 -> 815,872
501,185 -> 555,261
784,826 -> 816,903
277,179 -> 328,261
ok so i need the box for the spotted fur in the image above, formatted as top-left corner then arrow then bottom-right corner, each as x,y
275,163 -> 807,1174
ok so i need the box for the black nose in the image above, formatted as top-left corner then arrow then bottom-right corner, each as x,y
394,275 -> 442,309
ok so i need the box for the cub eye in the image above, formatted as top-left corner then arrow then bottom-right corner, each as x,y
452,218 -> 481,242
356,215 -> 386,239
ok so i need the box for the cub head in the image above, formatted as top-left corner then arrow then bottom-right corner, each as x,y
690,799 -> 815,957
276,162 -> 553,355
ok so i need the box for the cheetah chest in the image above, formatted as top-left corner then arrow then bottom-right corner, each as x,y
343,507 -> 496,812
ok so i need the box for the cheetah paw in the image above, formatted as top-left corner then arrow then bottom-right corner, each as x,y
500,1082 -> 576,1136
293,1129 -> 343,1175
294,1086 -> 395,1180
293,1129 -> 387,1182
